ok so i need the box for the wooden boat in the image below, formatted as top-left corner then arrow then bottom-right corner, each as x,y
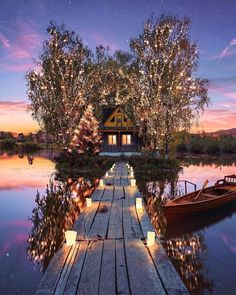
164,175 -> 236,220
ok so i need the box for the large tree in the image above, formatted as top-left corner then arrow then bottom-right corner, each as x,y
130,15 -> 210,157
26,22 -> 91,149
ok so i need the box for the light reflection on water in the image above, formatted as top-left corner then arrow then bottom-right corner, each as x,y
141,158 -> 236,295
0,151 -> 97,294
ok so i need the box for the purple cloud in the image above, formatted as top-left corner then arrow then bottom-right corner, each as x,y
210,38 -> 236,59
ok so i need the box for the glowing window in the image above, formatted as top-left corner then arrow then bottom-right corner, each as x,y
122,134 -> 132,145
108,135 -> 117,145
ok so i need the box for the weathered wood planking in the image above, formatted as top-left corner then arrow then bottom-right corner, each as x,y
128,198 -> 144,238
99,240 -> 116,294
35,162 -> 189,295
148,243 -> 189,295
107,199 -> 123,239
54,243 -> 79,295
76,241 -> 103,295
91,187 -> 104,201
115,239 -> 130,295
125,239 -> 166,295
87,201 -> 112,239
35,245 -> 72,295
73,202 -> 100,240
63,241 -> 88,295
101,185 -> 114,201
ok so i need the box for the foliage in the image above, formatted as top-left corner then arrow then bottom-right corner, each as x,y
177,133 -> 236,155
55,152 -> 114,180
129,15 -> 209,157
69,104 -> 102,155
26,22 -> 91,149
27,179 -> 94,272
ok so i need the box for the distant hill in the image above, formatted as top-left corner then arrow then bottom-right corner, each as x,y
206,128 -> 236,137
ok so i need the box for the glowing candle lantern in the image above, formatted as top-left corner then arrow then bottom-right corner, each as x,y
86,198 -> 92,207
130,171 -> 134,177
105,172 -> 109,177
110,167 -> 114,172
147,231 -> 155,246
130,166 -> 134,172
99,179 -> 105,186
65,230 -> 77,246
136,198 -> 142,209
126,163 -> 130,168
130,179 -> 136,187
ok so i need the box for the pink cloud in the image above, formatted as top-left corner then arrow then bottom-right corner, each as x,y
0,20 -> 42,72
0,62 -> 33,72
0,100 -> 28,111
0,32 -> 10,48
210,38 -> 236,59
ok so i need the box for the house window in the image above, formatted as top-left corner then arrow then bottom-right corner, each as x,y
108,135 -> 117,145
122,134 -> 132,145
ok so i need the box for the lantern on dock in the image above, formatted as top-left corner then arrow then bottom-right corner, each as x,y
147,231 -> 155,246
130,166 -> 134,172
105,172 -> 109,177
99,179 -> 105,186
86,198 -> 92,207
130,171 -> 134,177
136,198 -> 142,210
65,230 -> 77,246
130,179 -> 136,187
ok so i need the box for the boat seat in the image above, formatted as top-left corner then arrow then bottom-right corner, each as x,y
201,193 -> 216,198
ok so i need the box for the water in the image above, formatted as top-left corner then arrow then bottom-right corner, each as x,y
0,151 -> 55,294
1,153 -> 236,294
142,157 -> 236,295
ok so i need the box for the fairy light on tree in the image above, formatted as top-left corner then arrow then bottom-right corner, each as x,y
130,15 -> 210,157
26,22 -> 91,149
69,104 -> 102,155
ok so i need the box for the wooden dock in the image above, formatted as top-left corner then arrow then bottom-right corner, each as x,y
35,162 -> 189,295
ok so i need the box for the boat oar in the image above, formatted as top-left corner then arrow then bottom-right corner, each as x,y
194,179 -> 209,200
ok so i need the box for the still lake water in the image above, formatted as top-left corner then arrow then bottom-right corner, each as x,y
0,153 -> 236,294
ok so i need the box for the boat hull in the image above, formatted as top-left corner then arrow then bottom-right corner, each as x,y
164,185 -> 236,220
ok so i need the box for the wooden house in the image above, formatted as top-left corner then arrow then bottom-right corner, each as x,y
99,107 -> 140,153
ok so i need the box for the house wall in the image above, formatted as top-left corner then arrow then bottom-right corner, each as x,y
101,132 -> 139,152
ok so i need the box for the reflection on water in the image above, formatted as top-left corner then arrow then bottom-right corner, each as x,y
138,157 -> 236,295
27,177 -> 96,272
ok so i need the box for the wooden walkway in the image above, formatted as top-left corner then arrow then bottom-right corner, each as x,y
35,162 -> 189,295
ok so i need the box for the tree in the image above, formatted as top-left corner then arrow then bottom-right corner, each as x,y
26,22 -> 91,149
69,104 -> 102,155
130,15 -> 210,157
88,46 -> 134,118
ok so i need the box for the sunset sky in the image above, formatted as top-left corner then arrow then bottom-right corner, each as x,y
0,0 -> 236,133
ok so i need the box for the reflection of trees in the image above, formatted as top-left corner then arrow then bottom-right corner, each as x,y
163,232 -> 213,294
27,177 -> 96,272
179,156 -> 236,168
143,175 -> 179,237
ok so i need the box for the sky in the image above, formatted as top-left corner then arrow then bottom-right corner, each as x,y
0,0 -> 236,133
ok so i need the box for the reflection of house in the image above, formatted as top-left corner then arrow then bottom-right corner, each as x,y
99,107 -> 140,153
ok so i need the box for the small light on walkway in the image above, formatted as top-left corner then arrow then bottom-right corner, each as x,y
136,198 -> 142,209
105,172 -> 109,177
86,198 -> 92,207
147,231 -> 155,246
130,171 -> 134,177
65,230 -> 77,246
99,179 -> 105,186
130,179 -> 136,187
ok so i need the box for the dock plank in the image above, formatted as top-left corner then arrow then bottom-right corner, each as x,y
64,241 -> 89,295
107,199 -> 123,239
149,243 -> 189,295
35,245 -> 72,295
99,240 -> 116,295
116,239 -> 130,295
101,186 -> 114,201
77,240 -> 103,295
125,239 -> 166,295
87,201 -> 112,239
